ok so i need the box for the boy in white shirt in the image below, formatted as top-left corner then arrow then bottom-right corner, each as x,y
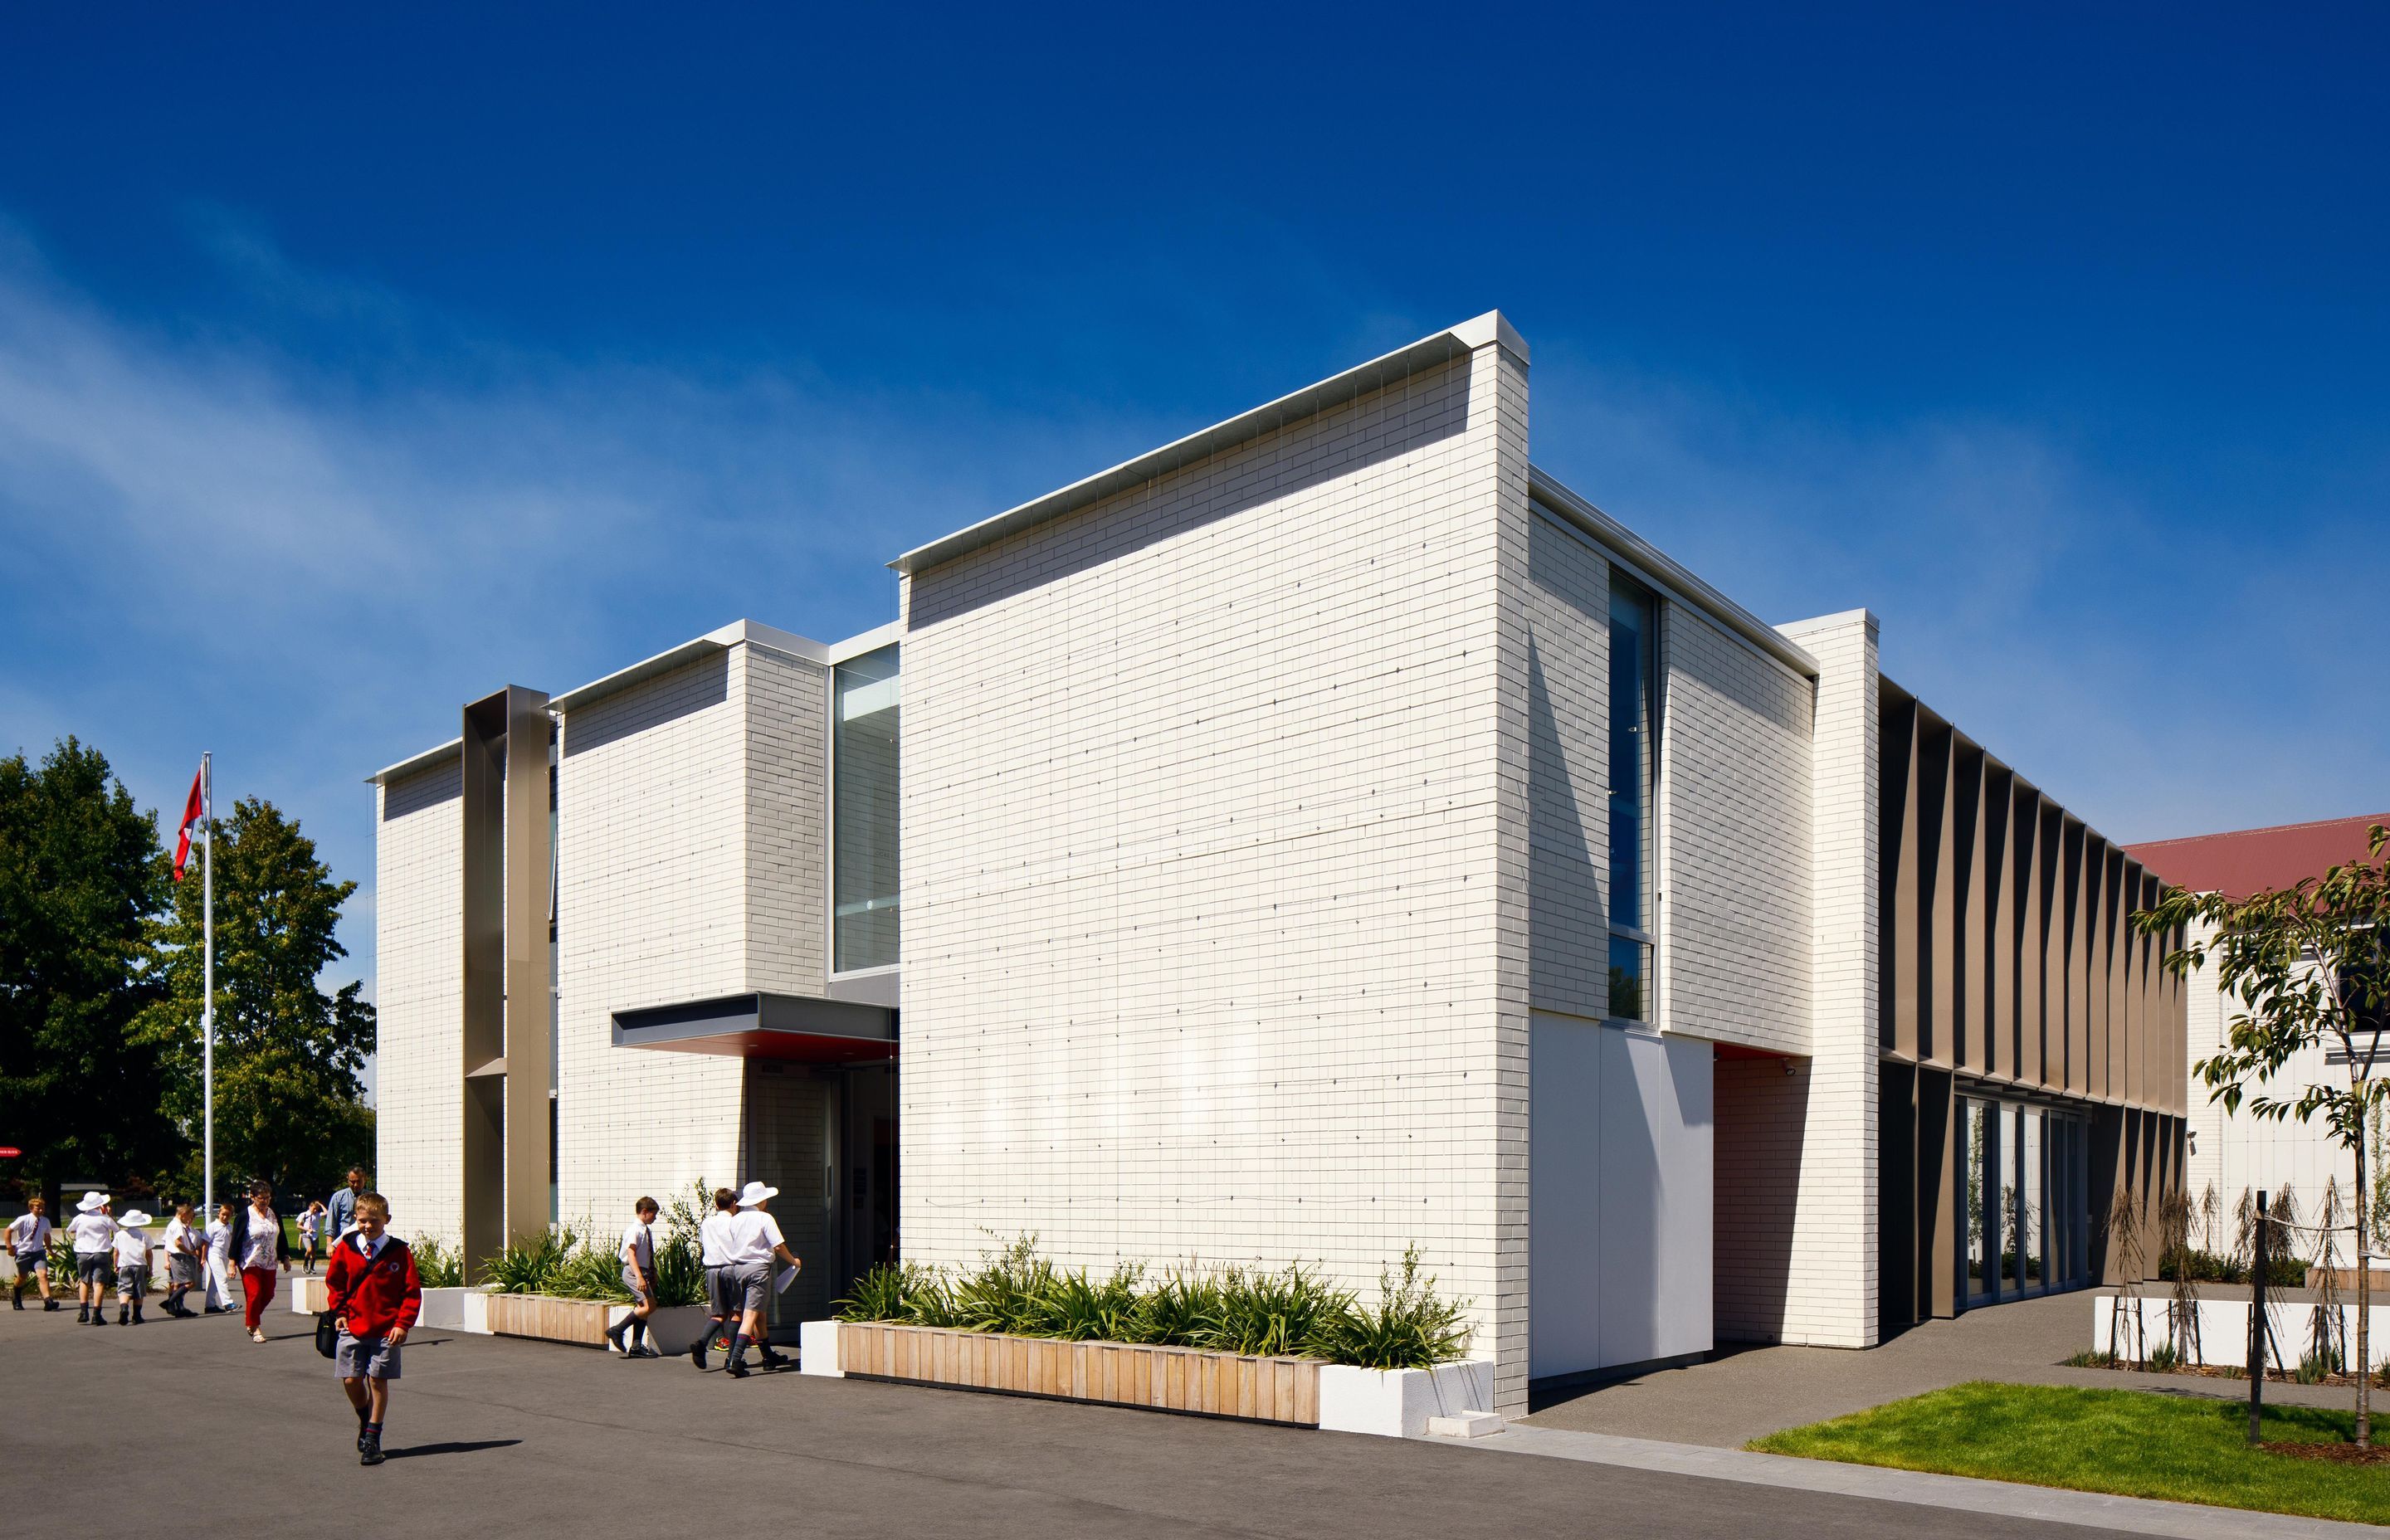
8,1197 -> 57,1311
721,1180 -> 801,1379
606,1196 -> 663,1358
111,1210 -> 153,1325
67,1192 -> 115,1326
161,1202 -> 204,1318
693,1187 -> 736,1372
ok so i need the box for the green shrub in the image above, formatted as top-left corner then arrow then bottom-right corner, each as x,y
1310,1245 -> 1473,1370
2144,1341 -> 2179,1372
2295,1347 -> 2342,1384
1133,1267 -> 1223,1348
832,1239 -> 1472,1369
2064,1347 -> 2120,1368
480,1231 -> 567,1294
1203,1262 -> 1350,1357
411,1235 -> 464,1289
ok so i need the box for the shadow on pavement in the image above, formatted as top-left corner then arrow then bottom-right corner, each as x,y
383,1440 -> 522,1460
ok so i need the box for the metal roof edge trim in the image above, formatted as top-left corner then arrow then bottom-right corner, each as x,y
890,312 -> 1522,578
1528,467 -> 1821,680
366,737 -> 462,787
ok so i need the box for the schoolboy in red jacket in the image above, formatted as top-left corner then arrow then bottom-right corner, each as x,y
323,1192 -> 421,1467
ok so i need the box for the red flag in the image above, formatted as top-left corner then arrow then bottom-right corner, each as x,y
172,764 -> 204,882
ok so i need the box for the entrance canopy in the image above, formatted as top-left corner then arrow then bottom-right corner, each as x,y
612,992 -> 895,1064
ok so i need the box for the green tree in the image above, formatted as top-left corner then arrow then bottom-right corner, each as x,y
2139,825 -> 2390,1447
134,796 -> 375,1207
0,739 -> 176,1209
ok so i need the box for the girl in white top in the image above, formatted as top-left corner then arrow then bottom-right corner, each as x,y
300,1203 -> 324,1274
204,1201 -> 235,1314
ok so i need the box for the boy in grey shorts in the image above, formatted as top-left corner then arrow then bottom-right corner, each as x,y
693,1187 -> 736,1371
324,1192 -> 422,1467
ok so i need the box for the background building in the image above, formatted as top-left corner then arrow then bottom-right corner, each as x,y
2127,812 -> 2390,1225
372,313 -> 2188,1412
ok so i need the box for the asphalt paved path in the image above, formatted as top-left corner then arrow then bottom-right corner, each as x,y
1,1304 -> 2122,1538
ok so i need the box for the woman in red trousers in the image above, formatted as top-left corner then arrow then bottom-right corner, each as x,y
223,1181 -> 292,1342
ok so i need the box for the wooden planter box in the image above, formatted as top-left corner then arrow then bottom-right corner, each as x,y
834,1322 -> 1321,1426
485,1293 -> 613,1347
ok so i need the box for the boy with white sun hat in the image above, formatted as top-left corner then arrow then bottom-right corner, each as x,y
721,1180 -> 800,1379
67,1192 -> 115,1326
111,1210 -> 154,1325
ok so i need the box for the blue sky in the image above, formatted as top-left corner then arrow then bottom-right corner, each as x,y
2,3 -> 2384,1031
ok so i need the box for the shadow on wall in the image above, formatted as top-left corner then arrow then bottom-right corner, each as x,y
382,758 -> 463,821
904,359 -> 1477,630
1714,1054 -> 1808,1344
561,650 -> 731,759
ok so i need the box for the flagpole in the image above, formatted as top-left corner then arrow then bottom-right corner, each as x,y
201,751 -> 213,1213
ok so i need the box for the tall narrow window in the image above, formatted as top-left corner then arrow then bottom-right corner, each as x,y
1607,573 -> 1658,1021
833,645 -> 900,972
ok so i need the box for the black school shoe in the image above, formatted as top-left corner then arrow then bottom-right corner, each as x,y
358,1432 -> 384,1467
724,1358 -> 749,1378
690,1338 -> 708,1370
76,1304 -> 90,1323
42,1299 -> 60,1312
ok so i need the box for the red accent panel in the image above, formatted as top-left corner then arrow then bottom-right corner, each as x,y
2125,812 -> 2390,900
622,1029 -> 895,1064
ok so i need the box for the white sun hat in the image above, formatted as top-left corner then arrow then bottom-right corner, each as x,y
76,1192 -> 110,1212
118,1210 -> 151,1229
734,1181 -> 778,1206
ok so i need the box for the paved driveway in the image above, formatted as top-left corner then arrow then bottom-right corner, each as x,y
0,1305 -> 2129,1538
1527,1289 -> 2363,1447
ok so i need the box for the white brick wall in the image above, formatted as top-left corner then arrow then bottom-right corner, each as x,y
900,342 -> 1530,1406
1521,507 -> 1612,1023
553,641 -> 830,1231
1661,605 -> 1813,1054
1775,609 -> 1880,1347
2182,923 -> 2344,1213
374,760 -> 463,1247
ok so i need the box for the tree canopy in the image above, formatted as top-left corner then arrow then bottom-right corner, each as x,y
134,794 -> 375,1205
0,740 -> 178,1206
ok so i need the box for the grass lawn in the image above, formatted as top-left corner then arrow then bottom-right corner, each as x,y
1749,1382 -> 2390,1526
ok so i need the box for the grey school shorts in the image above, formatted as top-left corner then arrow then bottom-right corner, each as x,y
116,1265 -> 149,1299
730,1260 -> 771,1315
13,1250 -> 45,1276
335,1330 -> 401,1379
621,1264 -> 655,1308
168,1254 -> 203,1286
704,1265 -> 731,1318
76,1253 -> 110,1284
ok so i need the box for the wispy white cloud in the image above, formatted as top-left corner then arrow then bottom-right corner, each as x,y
1530,348 -> 2388,842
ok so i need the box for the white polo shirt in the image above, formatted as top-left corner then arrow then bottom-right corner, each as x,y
7,1213 -> 48,1253
726,1208 -> 783,1266
68,1212 -> 115,1256
163,1217 -> 197,1256
112,1227 -> 149,1267
206,1219 -> 231,1263
698,1211 -> 736,1269
620,1221 -> 655,1274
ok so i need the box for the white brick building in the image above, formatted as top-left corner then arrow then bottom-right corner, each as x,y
372,312 -> 2183,1412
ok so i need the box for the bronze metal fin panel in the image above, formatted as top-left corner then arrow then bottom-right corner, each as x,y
1953,741 -> 1986,1075
1923,714 -> 1954,1067
1886,692 -> 1920,1061
500,685 -> 554,1252
1983,763 -> 2014,1081
459,690 -> 510,1282
2016,791 -> 2045,1089
2066,818 -> 2090,1097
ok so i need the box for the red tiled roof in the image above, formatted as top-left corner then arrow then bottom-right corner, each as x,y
2124,813 -> 2390,900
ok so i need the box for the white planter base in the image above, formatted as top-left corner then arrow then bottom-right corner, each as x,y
1317,1361 -> 1496,1439
800,1318 -> 844,1376
604,1304 -> 711,1355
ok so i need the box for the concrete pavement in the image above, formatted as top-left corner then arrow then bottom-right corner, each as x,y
0,1300 -> 2142,1540
1526,1288 -> 2370,1447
